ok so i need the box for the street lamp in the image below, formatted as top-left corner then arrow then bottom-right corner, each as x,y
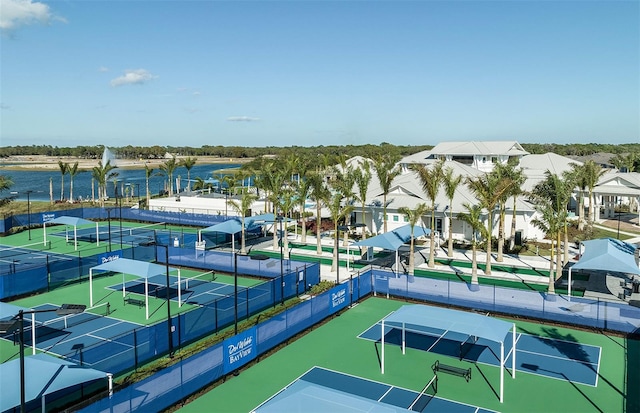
277,215 -> 285,305
25,190 -> 33,241
0,304 -> 86,413
106,208 -> 114,252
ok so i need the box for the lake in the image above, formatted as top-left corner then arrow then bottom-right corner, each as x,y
0,163 -> 241,202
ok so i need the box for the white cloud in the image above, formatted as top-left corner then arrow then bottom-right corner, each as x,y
98,66 -> 109,72
0,0 -> 64,32
110,69 -> 158,87
227,116 -> 260,122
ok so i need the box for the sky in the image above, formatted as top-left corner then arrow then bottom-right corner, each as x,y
0,0 -> 638,148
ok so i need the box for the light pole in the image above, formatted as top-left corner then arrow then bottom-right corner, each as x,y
0,304 -> 86,413
234,250 -> 239,334
278,215 -> 284,305
106,208 -> 113,252
25,190 -> 32,241
164,245 -> 174,357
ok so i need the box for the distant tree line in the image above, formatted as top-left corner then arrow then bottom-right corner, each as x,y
1,142 -> 639,165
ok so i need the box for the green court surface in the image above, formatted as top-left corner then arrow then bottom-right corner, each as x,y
179,297 -> 633,413
0,267 -> 263,363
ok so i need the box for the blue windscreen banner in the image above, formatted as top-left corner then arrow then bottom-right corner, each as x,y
223,326 -> 257,374
97,250 -> 122,265
329,284 -> 349,314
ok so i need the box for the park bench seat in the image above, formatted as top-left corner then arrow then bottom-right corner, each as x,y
432,360 -> 471,382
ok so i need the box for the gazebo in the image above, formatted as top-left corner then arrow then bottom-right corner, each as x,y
568,238 -> 640,299
380,304 -> 516,403
89,258 -> 181,319
43,216 -> 99,251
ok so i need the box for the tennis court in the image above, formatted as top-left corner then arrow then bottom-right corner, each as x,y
0,302 -> 140,361
252,366 -> 497,412
0,242 -> 74,273
179,297 -> 627,413
358,320 -> 601,386
109,271 -> 270,308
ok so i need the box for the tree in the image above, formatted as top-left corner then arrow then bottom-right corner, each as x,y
354,160 -> 372,239
442,165 -> 462,258
68,162 -> 79,202
227,192 -> 258,254
411,160 -> 444,268
457,203 -> 486,285
294,171 -> 314,244
180,156 -> 198,191
531,199 -> 564,294
58,161 -> 69,201
91,160 -> 117,207
491,161 -> 521,261
0,175 -> 14,207
610,152 -> 637,173
465,173 -> 511,275
372,155 -> 402,233
144,163 -> 154,208
326,192 -> 354,275
160,156 -> 179,196
583,160 -> 605,224
568,162 -> 588,231
398,203 -> 429,275
307,171 -> 330,256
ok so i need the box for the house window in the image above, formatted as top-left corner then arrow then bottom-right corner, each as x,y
403,216 -> 409,222
393,215 -> 399,222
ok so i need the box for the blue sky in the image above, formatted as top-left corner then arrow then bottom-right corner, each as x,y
1,0 -> 638,148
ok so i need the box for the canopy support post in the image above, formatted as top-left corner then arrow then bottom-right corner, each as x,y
381,319 -> 385,374
568,267 -> 572,301
500,342 -> 504,403
512,323 -> 516,378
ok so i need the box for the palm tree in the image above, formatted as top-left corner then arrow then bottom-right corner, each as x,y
294,172 -> 314,244
457,203 -> 486,285
331,164 -> 357,247
465,173 -> 511,275
398,203 -> 429,275
442,165 -> 462,258
160,156 -> 179,196
568,163 -> 588,231
67,162 -> 80,202
180,157 -> 198,191
531,200 -> 563,294
354,160 -> 372,239
307,171 -> 330,255
227,192 -> 258,254
326,192 -> 354,275
411,160 -> 444,268
583,160 -> 605,224
0,175 -> 14,207
58,161 -> 69,201
91,160 -> 117,207
492,161 -> 521,261
532,171 -> 574,269
372,155 -> 402,233
144,163 -> 154,208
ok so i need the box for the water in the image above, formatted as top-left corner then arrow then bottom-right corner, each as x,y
0,163 -> 241,202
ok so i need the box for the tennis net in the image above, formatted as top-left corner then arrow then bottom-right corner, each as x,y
88,222 -> 165,243
460,335 -> 478,361
408,374 -> 438,412
34,302 -> 110,332
0,241 -> 52,259
181,271 -> 216,290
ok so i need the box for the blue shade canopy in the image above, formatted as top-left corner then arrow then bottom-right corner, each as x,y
47,216 -> 95,226
91,258 -> 168,279
0,302 -> 31,320
0,354 -> 107,412
352,224 -> 430,252
253,377 -> 411,413
201,218 -> 243,235
573,238 -> 640,275
384,304 -> 512,345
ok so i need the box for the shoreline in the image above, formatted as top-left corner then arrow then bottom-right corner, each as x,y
0,155 -> 250,171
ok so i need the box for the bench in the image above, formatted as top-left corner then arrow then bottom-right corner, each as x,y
124,297 -> 145,307
432,360 -> 471,382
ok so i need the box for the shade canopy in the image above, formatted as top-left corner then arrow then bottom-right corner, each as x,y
380,304 -> 515,403
43,216 -> 99,250
0,353 -> 108,413
89,258 -> 180,319
91,258 -> 168,279
573,238 -> 640,275
352,224 -> 430,252
567,238 -> 640,299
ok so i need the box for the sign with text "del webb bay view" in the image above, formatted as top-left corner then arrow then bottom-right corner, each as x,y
97,250 -> 122,265
223,326 -> 257,374
329,284 -> 349,314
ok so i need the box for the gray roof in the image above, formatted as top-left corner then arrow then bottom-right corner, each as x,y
427,141 -> 529,156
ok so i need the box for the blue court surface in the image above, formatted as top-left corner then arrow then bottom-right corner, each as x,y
252,366 -> 497,412
359,321 -> 601,386
1,303 -> 141,360
108,273 -> 271,309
